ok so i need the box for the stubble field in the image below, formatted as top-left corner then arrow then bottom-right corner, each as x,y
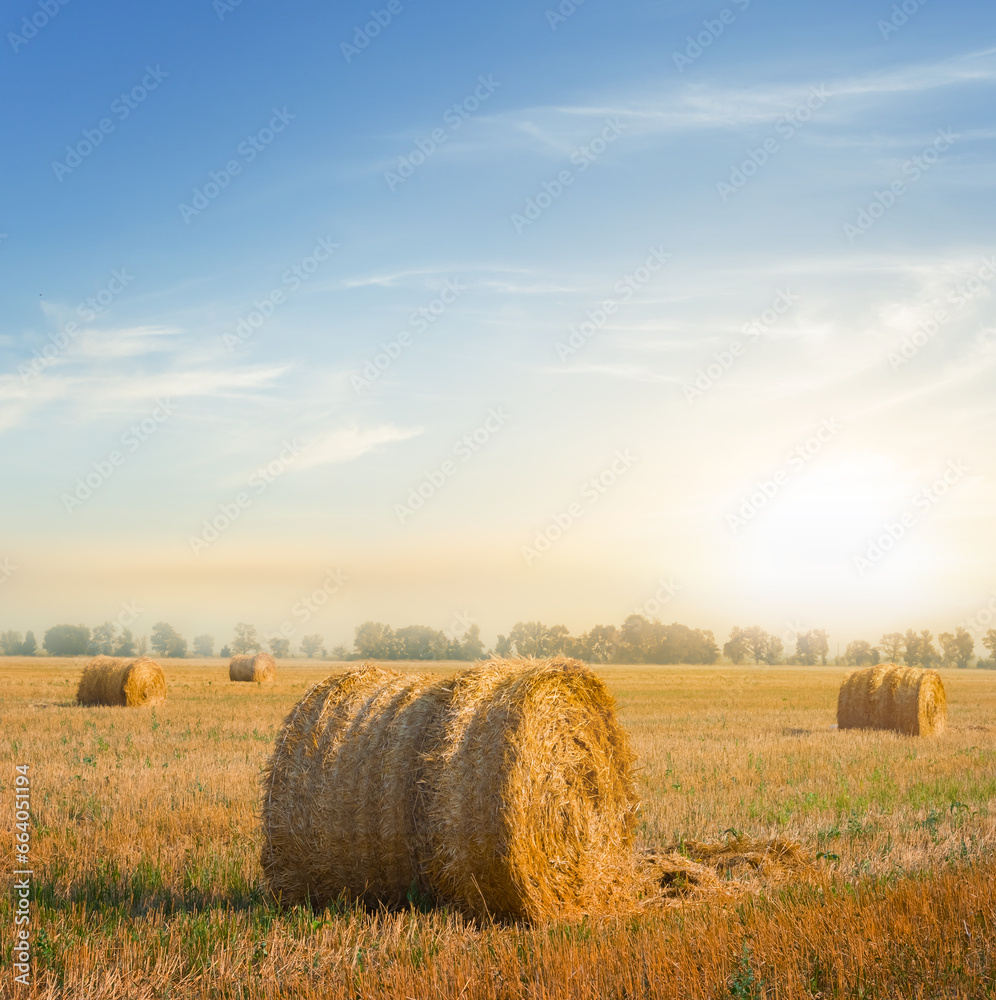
1,658 -> 994,998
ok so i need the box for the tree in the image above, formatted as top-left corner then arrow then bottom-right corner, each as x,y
903,629 -> 922,666
114,629 -> 136,657
1,630 -> 23,655
330,643 -> 351,660
570,624 -> 620,663
981,629 -> 996,668
193,634 -> 214,657
19,631 -> 37,656
744,626 -> 772,665
137,635 -> 149,655
651,623 -> 719,664
809,629 -> 829,665
231,623 -> 261,655
90,621 -> 116,655
918,630 -> 939,668
879,632 -> 904,663
43,624 -> 91,655
269,637 -> 290,658
452,624 -> 486,661
494,634 -> 513,657
353,621 -> 401,659
845,639 -> 878,665
300,634 -> 324,658
724,627 -> 748,664
396,625 -> 450,660
794,631 -> 815,666
507,621 -> 570,657
150,621 -> 187,658
764,635 -> 784,665
219,644 -> 231,657
954,626 -> 974,669
939,627 -> 973,669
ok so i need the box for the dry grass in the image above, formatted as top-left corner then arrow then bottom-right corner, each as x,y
1,657 -> 995,997
229,652 -> 276,683
75,656 -> 167,708
837,663 -> 947,736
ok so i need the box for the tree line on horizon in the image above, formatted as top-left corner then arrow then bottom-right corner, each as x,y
2,616 -> 995,668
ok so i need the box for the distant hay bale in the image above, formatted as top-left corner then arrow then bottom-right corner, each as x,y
229,652 -> 276,682
261,657 -> 639,921
76,656 -> 167,707
837,663 -> 946,736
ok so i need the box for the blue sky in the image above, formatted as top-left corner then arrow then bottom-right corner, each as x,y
1,0 -> 994,654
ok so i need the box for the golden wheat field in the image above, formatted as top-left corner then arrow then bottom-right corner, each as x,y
1,657 -> 994,998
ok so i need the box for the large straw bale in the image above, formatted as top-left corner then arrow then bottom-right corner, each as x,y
261,657 -> 639,920
76,656 -> 167,707
837,663 -> 946,736
229,652 -> 276,682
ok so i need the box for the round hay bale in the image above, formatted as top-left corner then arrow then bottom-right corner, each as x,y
261,657 -> 639,920
419,658 -> 639,920
76,655 -> 167,707
837,663 -> 946,736
229,652 -> 276,682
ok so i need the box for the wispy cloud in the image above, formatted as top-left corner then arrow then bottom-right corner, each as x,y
295,424 -> 423,470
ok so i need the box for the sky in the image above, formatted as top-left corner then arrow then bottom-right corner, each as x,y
1,0 -> 994,655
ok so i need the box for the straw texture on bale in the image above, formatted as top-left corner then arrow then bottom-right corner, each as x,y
837,663 -> 947,736
261,657 -> 639,921
76,656 -> 167,707
229,652 -> 276,682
